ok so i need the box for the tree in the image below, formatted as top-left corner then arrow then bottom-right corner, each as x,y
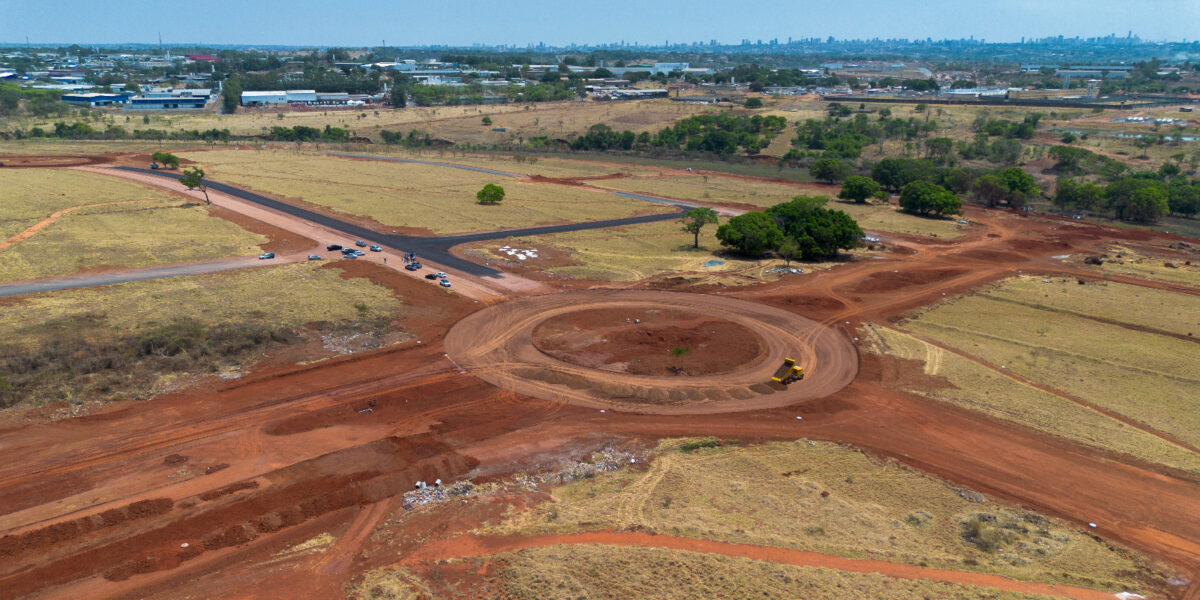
743,97 -> 764,109
998,167 -> 1040,208
924,137 -> 954,164
390,84 -> 407,108
678,206 -> 719,249
971,173 -> 1008,207
1124,186 -> 1170,223
899,181 -> 961,216
810,157 -> 849,184
220,77 -> 241,114
476,183 -> 505,205
838,175 -> 883,204
716,212 -> 784,257
871,157 -> 936,192
481,116 -> 493,126
179,167 -> 210,204
151,151 -> 179,169
765,196 -> 863,259
1168,181 -> 1200,217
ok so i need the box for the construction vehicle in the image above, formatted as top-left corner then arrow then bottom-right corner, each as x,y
771,358 -> 805,385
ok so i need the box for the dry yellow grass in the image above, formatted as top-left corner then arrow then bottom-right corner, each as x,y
979,275 -> 1200,337
0,262 -> 402,350
0,169 -> 266,282
591,175 -> 965,238
861,324 -> 1200,474
492,545 -> 1060,600
177,149 -> 672,234
352,566 -> 430,600
492,441 -> 1157,592
1078,244 -> 1200,288
903,288 -> 1200,448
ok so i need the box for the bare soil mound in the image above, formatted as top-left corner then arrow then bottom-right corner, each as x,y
532,307 -> 766,376
0,154 -> 113,168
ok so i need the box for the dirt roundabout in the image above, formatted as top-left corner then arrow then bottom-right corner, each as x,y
0,154 -> 113,168
445,289 -> 859,414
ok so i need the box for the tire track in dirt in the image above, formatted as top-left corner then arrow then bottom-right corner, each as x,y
401,531 -> 1119,600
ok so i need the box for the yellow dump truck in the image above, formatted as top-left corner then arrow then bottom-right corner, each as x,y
771,358 -> 805,385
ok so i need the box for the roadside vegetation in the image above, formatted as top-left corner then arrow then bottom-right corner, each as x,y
489,440 -> 1162,593
0,263 -> 403,411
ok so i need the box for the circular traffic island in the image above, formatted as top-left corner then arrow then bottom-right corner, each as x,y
445,290 -> 857,414
532,307 -> 767,377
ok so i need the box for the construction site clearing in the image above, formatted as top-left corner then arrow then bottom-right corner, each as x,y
0,149 -> 1199,600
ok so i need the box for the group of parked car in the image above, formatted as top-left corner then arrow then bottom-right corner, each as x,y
259,241 -> 451,288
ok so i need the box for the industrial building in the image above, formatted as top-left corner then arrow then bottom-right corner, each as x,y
60,92 -> 132,106
124,96 -> 207,110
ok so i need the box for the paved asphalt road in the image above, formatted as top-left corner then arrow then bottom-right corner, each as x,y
116,166 -> 685,278
0,257 -> 266,297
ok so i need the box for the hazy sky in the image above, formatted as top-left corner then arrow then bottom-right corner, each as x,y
3,0 -> 1198,46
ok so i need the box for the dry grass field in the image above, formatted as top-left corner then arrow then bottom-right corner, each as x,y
178,149 -> 672,234
1076,244 -> 1200,288
491,441 -> 1156,592
486,546 -> 1062,600
591,176 -> 966,238
902,279 -> 1200,449
0,169 -> 266,282
0,262 -> 401,351
861,324 -> 1200,474
980,276 -> 1200,336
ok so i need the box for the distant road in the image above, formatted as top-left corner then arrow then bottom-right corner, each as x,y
0,257 -> 268,297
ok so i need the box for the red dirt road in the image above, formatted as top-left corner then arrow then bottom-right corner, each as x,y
2,157 -> 1200,599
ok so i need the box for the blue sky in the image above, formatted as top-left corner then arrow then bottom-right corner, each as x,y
2,0 -> 1198,46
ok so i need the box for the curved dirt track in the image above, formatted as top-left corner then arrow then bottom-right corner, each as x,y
445,289 -> 859,414
0,154 -> 112,168
403,531 -> 1117,600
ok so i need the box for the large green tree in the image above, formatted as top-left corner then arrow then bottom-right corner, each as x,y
899,181 -> 961,217
838,175 -> 883,204
765,196 -> 863,260
810,157 -> 850,184
678,206 -> 719,248
871,158 -> 937,192
716,212 -> 784,257
476,183 -> 505,205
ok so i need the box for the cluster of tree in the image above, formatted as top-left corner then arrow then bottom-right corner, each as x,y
151,152 -> 180,169
571,113 -> 786,156
0,84 -> 71,117
1055,174 -> 1200,222
969,167 -> 1040,208
1047,146 -> 1127,179
971,113 -> 1041,139
379,129 -> 437,148
898,181 -> 964,216
265,125 -> 350,142
13,123 -> 230,142
788,113 -> 937,161
954,134 -> 1024,165
716,196 -> 863,259
235,69 -> 383,95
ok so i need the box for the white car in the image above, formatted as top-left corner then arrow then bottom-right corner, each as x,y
435,271 -> 446,278
439,279 -> 452,288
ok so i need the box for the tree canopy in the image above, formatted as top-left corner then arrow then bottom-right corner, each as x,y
765,196 -> 863,260
838,175 -> 883,204
679,207 -> 719,249
179,167 -> 210,204
476,183 -> 505,205
898,181 -> 961,217
715,212 -> 783,257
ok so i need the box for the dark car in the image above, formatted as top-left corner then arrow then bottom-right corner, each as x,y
326,244 -> 342,251
405,262 -> 422,271
258,252 -> 275,260
424,273 -> 439,280
355,240 -> 367,247
307,254 -> 321,261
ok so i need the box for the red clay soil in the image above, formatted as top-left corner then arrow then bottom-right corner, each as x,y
532,307 -> 766,376
0,154 -> 112,168
402,531 -> 1119,600
4,175 -> 1200,599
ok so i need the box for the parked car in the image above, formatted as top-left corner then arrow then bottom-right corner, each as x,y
369,245 -> 382,252
150,162 -> 159,170
355,240 -> 367,247
405,262 -> 421,271
258,252 -> 275,260
439,279 -> 452,288
424,273 -> 439,280
326,244 -> 342,251
341,247 -> 356,254
345,253 -> 359,259
434,271 -> 446,278
307,254 -> 321,261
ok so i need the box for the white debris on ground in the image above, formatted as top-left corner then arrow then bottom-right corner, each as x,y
765,267 -> 804,275
321,331 -> 385,355
400,446 -> 651,510
1116,593 -> 1147,600
497,246 -> 539,261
